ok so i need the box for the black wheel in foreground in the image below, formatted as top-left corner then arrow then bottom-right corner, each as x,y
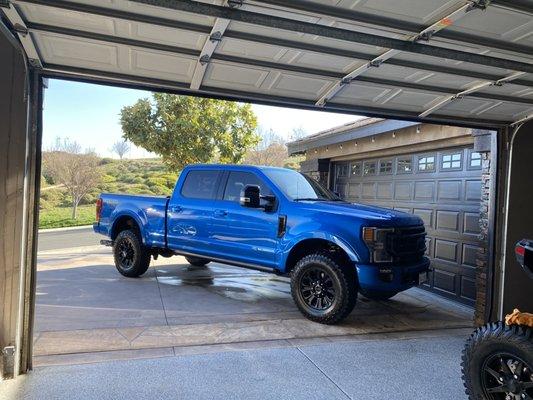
462,321 -> 533,400
290,253 -> 357,324
359,288 -> 398,301
113,229 -> 151,277
185,256 -> 211,267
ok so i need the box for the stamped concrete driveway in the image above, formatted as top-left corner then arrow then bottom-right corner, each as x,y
34,228 -> 473,367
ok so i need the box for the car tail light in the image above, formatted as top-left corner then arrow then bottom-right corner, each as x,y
96,198 -> 103,222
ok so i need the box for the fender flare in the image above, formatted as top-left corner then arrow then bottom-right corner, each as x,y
110,210 -> 147,244
281,232 -> 361,268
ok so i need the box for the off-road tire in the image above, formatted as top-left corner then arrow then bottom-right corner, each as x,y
359,288 -> 398,301
113,229 -> 151,277
461,321 -> 533,400
290,253 -> 357,324
185,256 -> 210,267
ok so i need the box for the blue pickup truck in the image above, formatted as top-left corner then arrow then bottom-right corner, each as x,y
94,164 -> 429,324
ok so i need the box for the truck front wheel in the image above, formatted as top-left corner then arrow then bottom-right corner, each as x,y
113,229 -> 151,277
290,253 -> 357,324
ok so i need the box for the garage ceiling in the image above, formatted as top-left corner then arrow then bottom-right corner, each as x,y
2,0 -> 533,127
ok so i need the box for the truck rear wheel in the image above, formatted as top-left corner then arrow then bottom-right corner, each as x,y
461,321 -> 533,400
359,289 -> 398,301
290,253 -> 357,324
185,256 -> 210,267
113,229 -> 151,277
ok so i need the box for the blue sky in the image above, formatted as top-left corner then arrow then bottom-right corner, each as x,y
43,79 -> 361,158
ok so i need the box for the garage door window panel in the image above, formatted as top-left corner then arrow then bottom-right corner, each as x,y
418,155 -> 436,172
397,157 -> 413,174
336,164 -> 348,178
441,151 -> 463,171
363,161 -> 376,176
468,150 -> 482,170
379,159 -> 393,175
350,162 -> 361,176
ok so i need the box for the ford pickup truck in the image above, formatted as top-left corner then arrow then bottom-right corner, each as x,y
94,164 -> 430,324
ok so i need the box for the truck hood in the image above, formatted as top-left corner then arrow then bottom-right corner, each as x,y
296,200 -> 422,226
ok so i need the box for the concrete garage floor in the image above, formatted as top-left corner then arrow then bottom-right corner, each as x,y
2,329 -> 472,400
33,243 -> 473,367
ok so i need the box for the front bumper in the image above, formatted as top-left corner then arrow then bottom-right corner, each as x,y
356,257 -> 430,293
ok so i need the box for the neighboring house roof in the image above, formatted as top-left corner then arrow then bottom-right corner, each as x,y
287,118 -> 421,155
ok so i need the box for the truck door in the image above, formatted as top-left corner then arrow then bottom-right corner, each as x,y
210,171 -> 279,268
166,169 -> 222,255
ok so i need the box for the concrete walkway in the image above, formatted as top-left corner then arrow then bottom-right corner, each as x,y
1,328 -> 471,400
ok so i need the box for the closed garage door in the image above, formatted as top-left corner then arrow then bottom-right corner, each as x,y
333,146 -> 483,305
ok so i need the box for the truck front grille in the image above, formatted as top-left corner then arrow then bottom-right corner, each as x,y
386,225 -> 427,264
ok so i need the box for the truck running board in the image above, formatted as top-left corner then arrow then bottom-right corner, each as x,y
100,240 -> 113,247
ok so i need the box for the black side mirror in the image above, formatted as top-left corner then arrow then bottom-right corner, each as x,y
515,239 -> 533,279
240,185 -> 261,208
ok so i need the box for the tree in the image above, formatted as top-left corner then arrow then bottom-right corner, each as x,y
120,93 -> 259,170
290,126 -> 307,141
110,140 -> 130,159
49,136 -> 82,154
43,151 -> 101,219
245,128 -> 288,167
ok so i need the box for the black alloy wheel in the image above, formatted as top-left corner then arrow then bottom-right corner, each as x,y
299,267 -> 336,311
481,353 -> 533,399
117,238 -> 135,269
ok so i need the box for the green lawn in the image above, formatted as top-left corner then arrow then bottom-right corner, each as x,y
39,205 -> 95,229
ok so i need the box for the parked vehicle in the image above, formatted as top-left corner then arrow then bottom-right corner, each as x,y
461,240 -> 533,400
94,164 -> 430,324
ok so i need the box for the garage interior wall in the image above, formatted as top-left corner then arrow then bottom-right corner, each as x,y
500,120 -> 533,315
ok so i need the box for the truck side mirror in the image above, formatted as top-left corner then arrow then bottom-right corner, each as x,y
240,185 -> 261,208
515,239 -> 533,279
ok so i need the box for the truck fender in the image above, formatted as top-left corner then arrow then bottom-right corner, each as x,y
110,209 -> 147,245
281,232 -> 361,267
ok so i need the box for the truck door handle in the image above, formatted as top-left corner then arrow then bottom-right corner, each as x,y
170,205 -> 183,213
214,209 -> 228,217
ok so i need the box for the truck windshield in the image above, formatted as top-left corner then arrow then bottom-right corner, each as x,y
263,169 -> 341,201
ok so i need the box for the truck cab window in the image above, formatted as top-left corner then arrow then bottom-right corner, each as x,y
223,171 -> 271,201
181,170 -> 220,199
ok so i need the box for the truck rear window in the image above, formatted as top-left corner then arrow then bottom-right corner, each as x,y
181,170 -> 220,200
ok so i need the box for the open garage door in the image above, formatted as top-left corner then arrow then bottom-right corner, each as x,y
1,0 -> 533,379
333,145 -> 483,305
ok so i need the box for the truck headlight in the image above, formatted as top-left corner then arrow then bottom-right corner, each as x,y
362,227 -> 394,263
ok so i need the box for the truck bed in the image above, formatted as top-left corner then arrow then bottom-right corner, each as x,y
94,193 -> 169,248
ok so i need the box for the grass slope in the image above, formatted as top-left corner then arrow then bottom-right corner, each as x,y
39,158 -> 177,229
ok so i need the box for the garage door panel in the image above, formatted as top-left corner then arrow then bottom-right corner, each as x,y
434,239 -> 458,263
465,180 -> 482,201
333,144 -> 482,305
435,210 -> 460,232
432,269 -> 457,295
462,244 -> 481,268
414,181 -> 435,201
437,180 -> 462,201
394,181 -> 413,200
464,212 -> 481,236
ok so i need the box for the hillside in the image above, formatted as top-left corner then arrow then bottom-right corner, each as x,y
39,158 -> 178,229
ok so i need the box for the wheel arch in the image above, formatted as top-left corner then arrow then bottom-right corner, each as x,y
284,236 -> 358,274
110,212 -> 144,243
